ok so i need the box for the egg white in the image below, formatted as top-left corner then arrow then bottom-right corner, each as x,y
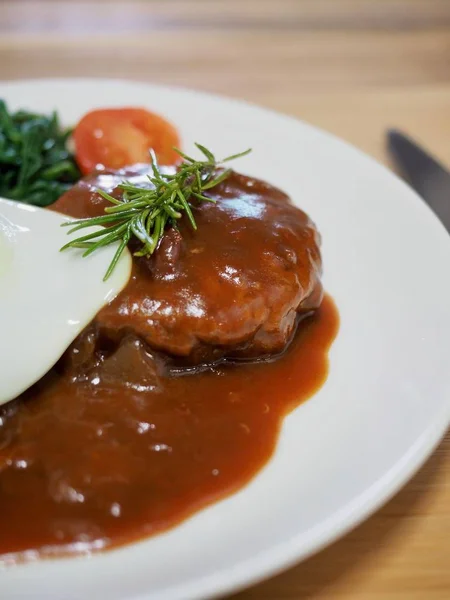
0,198 -> 132,406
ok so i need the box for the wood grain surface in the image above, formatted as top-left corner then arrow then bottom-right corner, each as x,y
1,1 -> 449,598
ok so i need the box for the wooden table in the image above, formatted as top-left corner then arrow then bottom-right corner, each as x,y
2,1 -> 450,598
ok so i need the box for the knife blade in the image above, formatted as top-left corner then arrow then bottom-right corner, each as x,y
387,129 -> 450,231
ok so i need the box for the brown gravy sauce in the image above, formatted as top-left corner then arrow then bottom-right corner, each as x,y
0,296 -> 338,562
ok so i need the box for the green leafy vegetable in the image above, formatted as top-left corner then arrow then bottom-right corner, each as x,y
0,100 -> 81,206
61,144 -> 251,280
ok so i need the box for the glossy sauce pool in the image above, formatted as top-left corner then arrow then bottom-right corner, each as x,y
0,295 -> 338,562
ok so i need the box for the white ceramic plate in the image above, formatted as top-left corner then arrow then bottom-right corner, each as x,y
1,79 -> 450,600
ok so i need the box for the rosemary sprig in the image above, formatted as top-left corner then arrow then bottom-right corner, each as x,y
60,144 -> 251,280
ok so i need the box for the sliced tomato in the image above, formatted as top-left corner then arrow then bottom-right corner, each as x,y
73,107 -> 181,174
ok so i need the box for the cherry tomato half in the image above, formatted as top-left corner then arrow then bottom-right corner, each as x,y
73,107 -> 181,174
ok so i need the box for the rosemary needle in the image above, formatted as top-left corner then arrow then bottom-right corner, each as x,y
60,144 -> 251,280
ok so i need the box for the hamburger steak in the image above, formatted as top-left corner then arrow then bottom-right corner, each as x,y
53,165 -> 323,363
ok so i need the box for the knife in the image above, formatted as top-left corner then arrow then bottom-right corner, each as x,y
387,129 -> 450,231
